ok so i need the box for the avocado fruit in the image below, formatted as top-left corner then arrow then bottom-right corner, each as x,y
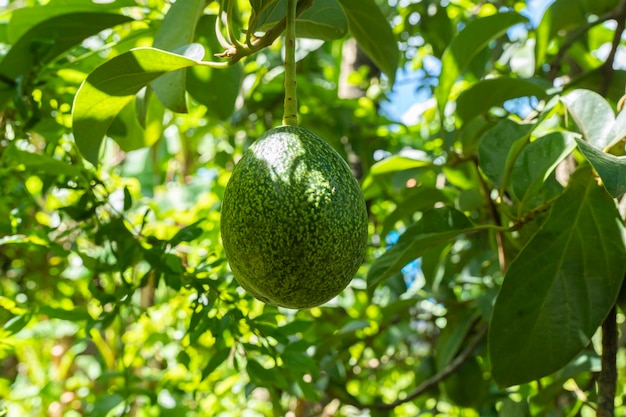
220,125 -> 368,309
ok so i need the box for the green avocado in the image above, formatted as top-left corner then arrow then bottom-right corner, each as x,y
220,125 -> 368,309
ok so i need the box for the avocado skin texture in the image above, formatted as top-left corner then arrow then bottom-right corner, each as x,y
221,126 -> 368,309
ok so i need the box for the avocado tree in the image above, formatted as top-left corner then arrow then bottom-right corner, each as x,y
1,0 -> 626,416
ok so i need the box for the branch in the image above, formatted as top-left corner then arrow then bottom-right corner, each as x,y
371,324 -> 488,411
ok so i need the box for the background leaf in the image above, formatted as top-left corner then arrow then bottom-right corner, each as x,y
370,155 -> 433,175
40,306 -> 90,321
535,0 -> 586,70
0,12 -> 132,80
581,0 -> 620,15
380,187 -> 457,238
436,12 -> 528,119
337,0 -> 399,84
489,166 -> 626,387
151,0 -> 206,112
0,12 -> 132,109
456,77 -> 549,123
3,314 -> 32,335
91,394 -> 124,417
202,348 -> 231,379
435,306 -> 479,369
367,207 -> 473,289
5,146 -> 82,176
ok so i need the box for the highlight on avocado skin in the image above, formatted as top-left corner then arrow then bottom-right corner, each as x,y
220,125 -> 368,309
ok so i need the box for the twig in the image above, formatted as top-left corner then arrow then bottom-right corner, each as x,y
597,306 -> 618,417
473,158 -> 508,272
214,0 -> 313,64
601,0 -> 626,95
547,10 -> 616,81
371,324 -> 488,411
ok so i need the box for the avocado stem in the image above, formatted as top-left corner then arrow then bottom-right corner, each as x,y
282,0 -> 298,126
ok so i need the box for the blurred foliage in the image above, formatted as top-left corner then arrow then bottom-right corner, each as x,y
0,0 -> 626,416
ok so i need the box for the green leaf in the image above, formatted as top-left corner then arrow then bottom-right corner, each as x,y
40,306 -> 90,321
5,0 -> 134,42
337,0 -> 399,84
151,0 -> 206,112
338,319 -> 370,334
458,116 -> 491,154
108,88 -> 165,152
478,119 -> 534,188
91,394 -> 124,417
0,13 -> 133,82
280,319 -> 313,335
169,221 -> 204,247
381,187 -> 457,238
3,314 -> 32,335
253,0 -> 348,40
202,348 -> 231,380
5,146 -> 82,176
123,186 -> 132,211
456,77 -> 549,123
436,12 -> 527,119
562,89 -> 615,149
107,98 -> 151,151
296,0 -> 348,40
296,378 -> 322,402
419,3 -> 452,57
187,15 -> 243,119
489,166 -> 626,387
535,0 -> 586,70
606,107 -> 626,148
72,47 -> 205,164
282,347 -> 318,372
0,296 -> 27,316
442,356 -> 488,408
457,188 -> 484,211
582,0 -> 620,15
575,138 -> 626,198
250,0 -> 280,17
370,155 -> 433,175
0,12 -> 132,110
435,306 -> 479,370
511,132 -> 577,202
246,359 -> 275,385
498,399 -> 530,417
367,207 -> 473,289
531,352 -> 600,406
